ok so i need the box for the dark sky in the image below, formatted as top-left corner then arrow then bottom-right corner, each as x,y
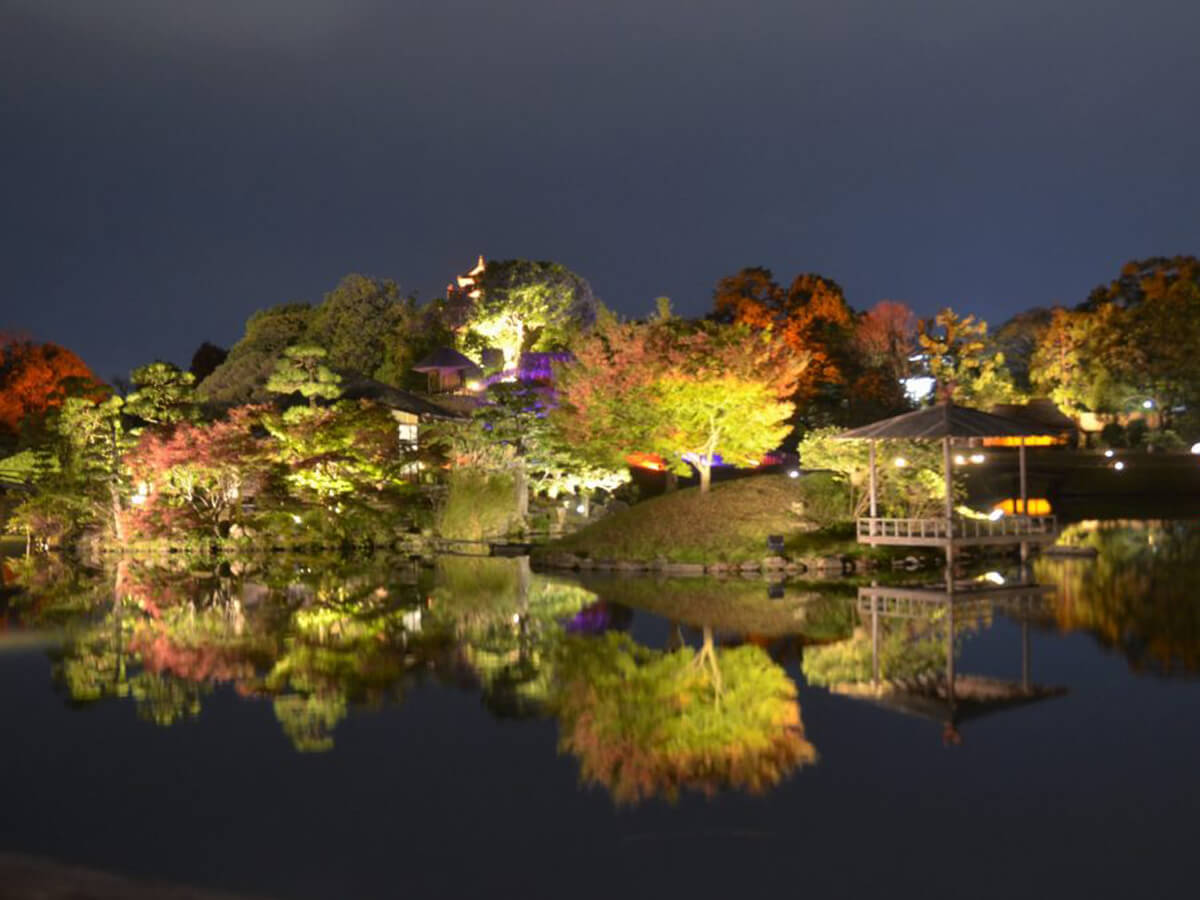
4,0 -> 1199,382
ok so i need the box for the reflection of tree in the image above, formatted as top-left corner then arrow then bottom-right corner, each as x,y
553,632 -> 815,805
430,556 -> 596,717
272,693 -> 348,753
1037,522 -> 1200,674
802,623 -> 948,689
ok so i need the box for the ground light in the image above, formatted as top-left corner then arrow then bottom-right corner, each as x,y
1114,461 -> 1126,471
1105,449 -> 1115,458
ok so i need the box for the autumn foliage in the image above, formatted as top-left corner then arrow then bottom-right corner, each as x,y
0,336 -> 101,435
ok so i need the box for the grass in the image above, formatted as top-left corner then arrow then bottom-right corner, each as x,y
539,474 -> 878,564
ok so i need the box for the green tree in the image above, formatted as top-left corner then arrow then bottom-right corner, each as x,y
919,308 -> 1017,408
460,259 -> 598,368
198,302 -> 314,403
124,361 -> 199,426
266,344 -> 342,408
308,273 -> 405,377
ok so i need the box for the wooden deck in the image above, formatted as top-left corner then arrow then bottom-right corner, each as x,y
856,514 -> 1056,547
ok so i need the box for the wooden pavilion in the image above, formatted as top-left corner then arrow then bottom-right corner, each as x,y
837,402 -> 1058,557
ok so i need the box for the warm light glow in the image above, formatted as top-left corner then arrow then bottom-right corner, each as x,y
982,571 -> 1006,585
893,456 -> 908,468
291,514 -> 302,524
969,453 -> 986,464
465,379 -> 483,392
988,508 -> 1005,521
983,435 -> 1059,447
1192,442 -> 1200,455
787,469 -> 800,479
576,504 -> 587,514
994,498 -> 1052,516
625,452 -> 666,472
953,454 -> 966,465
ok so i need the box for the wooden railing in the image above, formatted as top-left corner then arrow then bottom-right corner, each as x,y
856,515 -> 1056,544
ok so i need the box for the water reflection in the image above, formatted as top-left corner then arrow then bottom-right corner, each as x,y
553,629 -> 816,805
1035,520 -> 1200,675
4,522 -> 1200,804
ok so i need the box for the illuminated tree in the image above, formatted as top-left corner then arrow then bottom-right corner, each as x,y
0,338 -> 100,436
919,308 -> 1017,407
459,259 -> 597,369
123,361 -> 199,426
713,267 -> 854,409
124,407 -> 270,538
796,426 -> 950,518
554,308 -> 806,492
266,344 -> 342,407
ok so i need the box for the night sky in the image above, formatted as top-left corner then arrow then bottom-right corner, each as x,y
4,1 -> 1199,382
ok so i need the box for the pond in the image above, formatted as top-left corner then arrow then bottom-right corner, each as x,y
1,521 -> 1198,899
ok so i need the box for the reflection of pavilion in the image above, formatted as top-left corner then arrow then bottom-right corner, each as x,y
843,582 -> 1066,736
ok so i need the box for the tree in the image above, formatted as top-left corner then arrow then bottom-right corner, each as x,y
553,309 -> 807,492
198,302 -> 313,403
52,394 -> 135,542
308,273 -> 406,377
188,341 -> 228,382
123,362 -> 199,426
124,407 -> 270,538
460,259 -> 598,369
266,344 -> 342,407
712,267 -> 854,411
918,308 -> 1017,407
0,339 -> 100,436
993,307 -> 1052,394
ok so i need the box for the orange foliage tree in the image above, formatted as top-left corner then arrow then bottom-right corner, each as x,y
0,337 -> 100,435
712,268 -> 854,408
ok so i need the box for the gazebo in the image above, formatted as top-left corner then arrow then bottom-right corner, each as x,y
837,401 -> 1058,558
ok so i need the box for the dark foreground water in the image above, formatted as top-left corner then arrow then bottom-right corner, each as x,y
1,521 -> 1198,899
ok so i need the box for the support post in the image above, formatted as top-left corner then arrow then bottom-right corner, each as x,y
868,439 -> 878,536
1019,437 -> 1029,562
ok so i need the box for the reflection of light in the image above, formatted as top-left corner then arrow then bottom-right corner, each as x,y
982,571 -> 1005,585
787,469 -> 800,479
969,453 -> 986,464
1104,449 -> 1115,458
893,457 -> 908,468
953,454 -> 966,465
988,508 -> 1004,521
1114,461 -> 1126,471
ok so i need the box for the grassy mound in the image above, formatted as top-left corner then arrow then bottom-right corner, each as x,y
541,474 -> 855,564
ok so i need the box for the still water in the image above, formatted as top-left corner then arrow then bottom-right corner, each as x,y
1,521 -> 1198,899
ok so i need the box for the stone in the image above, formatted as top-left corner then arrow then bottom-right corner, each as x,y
762,556 -> 788,570
661,562 -> 706,576
739,560 -> 762,572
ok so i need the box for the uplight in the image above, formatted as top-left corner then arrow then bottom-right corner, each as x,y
988,508 -> 1004,521
893,457 -> 908,468
1191,442 -> 1200,455
1104,449 -> 1115,458
969,453 -> 986,464
953,454 -> 966,465
1143,399 -> 1154,409
787,469 -> 800,479
1114,461 -> 1126,471
982,571 -> 1005,585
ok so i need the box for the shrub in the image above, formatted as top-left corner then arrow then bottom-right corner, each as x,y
793,472 -> 850,528
435,468 -> 520,541
1126,419 -> 1149,448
